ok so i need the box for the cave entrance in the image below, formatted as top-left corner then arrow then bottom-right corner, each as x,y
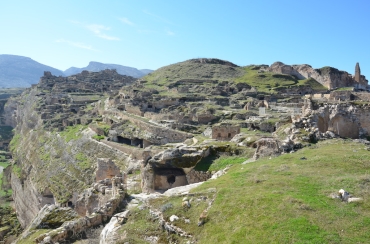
117,136 -> 132,145
167,175 -> 176,186
131,138 -> 143,148
154,168 -> 188,190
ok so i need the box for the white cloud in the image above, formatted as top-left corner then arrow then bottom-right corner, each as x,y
69,21 -> 120,41
56,39 -> 98,51
119,17 -> 134,26
86,24 -> 120,41
166,30 -> 175,36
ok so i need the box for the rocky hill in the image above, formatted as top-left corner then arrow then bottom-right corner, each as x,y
267,61 -> 368,90
1,58 -> 370,243
64,61 -> 153,78
0,55 -> 64,88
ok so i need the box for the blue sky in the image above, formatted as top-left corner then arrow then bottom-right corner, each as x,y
1,0 -> 370,77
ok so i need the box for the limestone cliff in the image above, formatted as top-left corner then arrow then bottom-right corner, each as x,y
267,62 -> 368,89
5,71 -> 137,227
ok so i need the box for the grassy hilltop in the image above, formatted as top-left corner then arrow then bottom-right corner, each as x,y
121,139 -> 370,243
142,59 -> 327,96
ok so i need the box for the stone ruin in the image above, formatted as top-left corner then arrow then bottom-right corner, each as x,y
23,158 -> 127,243
32,70 -> 136,131
300,99 -> 369,139
212,123 -> 240,141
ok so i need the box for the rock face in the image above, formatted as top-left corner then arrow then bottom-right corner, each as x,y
100,210 -> 131,244
267,62 -> 368,89
141,146 -> 210,193
21,204 -> 78,238
96,158 -> 121,182
5,71 -> 138,228
253,138 -> 281,160
300,99 -> 370,139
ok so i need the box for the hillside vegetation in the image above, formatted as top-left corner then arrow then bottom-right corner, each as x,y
143,60 -> 327,95
121,139 -> 370,243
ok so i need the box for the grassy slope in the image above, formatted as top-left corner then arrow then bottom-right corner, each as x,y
193,139 -> 370,243
120,139 -> 370,243
143,61 -> 327,95
235,66 -> 327,93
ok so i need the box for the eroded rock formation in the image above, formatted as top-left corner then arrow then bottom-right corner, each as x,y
267,62 -> 368,90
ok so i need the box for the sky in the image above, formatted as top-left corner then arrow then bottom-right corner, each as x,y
1,0 -> 370,77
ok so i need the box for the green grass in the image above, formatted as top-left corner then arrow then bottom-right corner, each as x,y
235,66 -> 298,93
59,125 -> 87,142
121,139 -> 370,243
297,77 -> 327,92
17,229 -> 51,244
9,133 -> 21,152
208,155 -> 248,171
0,162 -> 12,206
192,139 -> 370,243
11,164 -> 21,178
335,87 -> 353,91
235,66 -> 327,93
92,135 -> 105,141
75,153 -> 92,170
143,59 -> 244,86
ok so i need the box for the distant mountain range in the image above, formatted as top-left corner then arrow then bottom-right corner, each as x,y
0,55 -> 153,88
63,61 -> 152,77
0,55 -> 64,88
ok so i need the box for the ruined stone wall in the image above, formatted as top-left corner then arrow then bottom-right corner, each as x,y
352,92 -> 370,101
212,124 -> 240,141
186,169 -> 212,184
330,91 -> 352,101
308,103 -> 368,139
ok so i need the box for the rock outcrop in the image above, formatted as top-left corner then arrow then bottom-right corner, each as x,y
141,146 -> 210,193
253,138 -> 281,160
267,62 -> 368,90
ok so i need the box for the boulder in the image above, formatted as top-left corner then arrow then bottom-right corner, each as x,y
253,138 -> 281,160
